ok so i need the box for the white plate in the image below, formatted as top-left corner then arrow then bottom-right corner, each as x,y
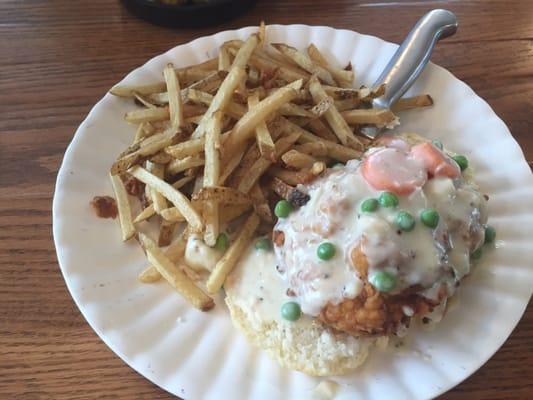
53,25 -> 533,400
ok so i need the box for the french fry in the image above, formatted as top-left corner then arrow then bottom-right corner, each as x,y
231,34 -> 259,69
178,57 -> 218,72
138,266 -> 162,283
241,50 -> 309,83
133,122 -> 148,143
185,115 -> 203,125
158,220 -> 176,247
193,186 -> 251,205
125,107 -> 169,124
272,43 -> 336,85
206,213 -> 259,294
268,166 -> 316,185
164,63 -> 185,131
279,102 -> 315,118
334,97 -> 361,112
189,36 -> 257,139
258,21 -> 266,45
391,94 -> 434,112
134,204 -> 156,223
111,59 -> 217,98
218,150 -> 244,185
172,175 -> 195,190
222,80 -> 302,158
109,174 -> 136,241
187,89 -> 246,119
248,93 -> 276,161
307,44 -> 354,88
282,149 -> 317,169
111,130 -> 177,175
218,45 -> 231,72
191,66 -> 246,139
310,97 -> 333,117
129,166 -> 203,232
134,93 -> 157,109
139,229 -> 189,283
249,183 -> 272,223
146,162 -> 168,214
341,108 -> 397,125
160,207 -> 185,222
226,117 -> 285,187
111,82 -> 167,98
167,155 -> 205,175
305,118 -> 339,142
279,118 -> 361,162
177,68 -> 217,87
163,133 -> 227,160
165,137 -> 206,158
147,72 -> 226,105
308,76 -> 361,148
203,112 -> 223,246
149,151 -> 173,164
186,70 -> 226,93
237,130 -> 301,194
220,204 -> 252,223
323,85 -> 362,99
293,141 -> 329,157
139,233 -> 214,311
204,112 -> 223,186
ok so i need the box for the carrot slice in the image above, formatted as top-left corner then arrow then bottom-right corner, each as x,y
362,148 -> 427,195
410,142 -> 460,178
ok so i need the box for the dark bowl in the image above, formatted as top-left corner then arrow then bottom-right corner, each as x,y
122,0 -> 258,28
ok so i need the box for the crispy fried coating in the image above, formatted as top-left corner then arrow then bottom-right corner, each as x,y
318,245 -> 441,336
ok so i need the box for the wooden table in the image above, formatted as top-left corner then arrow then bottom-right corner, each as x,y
1,1 -> 531,398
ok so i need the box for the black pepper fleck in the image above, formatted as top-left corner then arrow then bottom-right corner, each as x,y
422,317 -> 430,324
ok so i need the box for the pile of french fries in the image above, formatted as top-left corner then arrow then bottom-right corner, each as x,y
105,23 -> 433,312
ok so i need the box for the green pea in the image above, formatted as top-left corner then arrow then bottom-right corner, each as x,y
369,271 -> 396,292
281,301 -> 301,321
420,208 -> 440,228
317,242 -> 336,260
396,211 -> 415,232
379,192 -> 399,208
472,247 -> 482,260
484,225 -> 496,244
432,140 -> 443,150
255,237 -> 271,251
215,233 -> 229,251
452,155 -> 468,171
274,200 -> 292,218
361,198 -> 379,213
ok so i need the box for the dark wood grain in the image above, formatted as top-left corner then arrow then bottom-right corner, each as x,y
1,0 -> 531,399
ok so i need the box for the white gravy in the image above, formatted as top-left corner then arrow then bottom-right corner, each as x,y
225,244 -> 314,326
184,234 -> 223,272
274,142 -> 487,316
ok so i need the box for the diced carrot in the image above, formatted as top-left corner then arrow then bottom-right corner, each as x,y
362,148 -> 427,195
410,142 -> 460,178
